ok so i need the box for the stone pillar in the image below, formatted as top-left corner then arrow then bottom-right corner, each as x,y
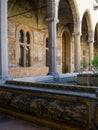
73,19 -> 81,72
46,0 -> 59,79
88,30 -> 94,69
0,0 -> 9,80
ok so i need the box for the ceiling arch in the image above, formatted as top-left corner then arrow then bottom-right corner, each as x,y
68,0 -> 80,20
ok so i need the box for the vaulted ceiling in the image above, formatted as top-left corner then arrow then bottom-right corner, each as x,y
58,0 -> 73,33
8,0 -> 41,11
8,0 -> 47,18
8,0 -> 74,32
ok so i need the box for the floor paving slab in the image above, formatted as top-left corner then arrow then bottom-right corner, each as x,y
0,113 -> 48,130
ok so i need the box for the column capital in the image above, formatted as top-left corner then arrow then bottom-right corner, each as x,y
46,0 -> 59,19
46,17 -> 59,23
72,32 -> 82,36
88,40 -> 94,44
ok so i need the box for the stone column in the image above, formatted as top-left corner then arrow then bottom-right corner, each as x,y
46,0 -> 59,79
73,19 -> 81,72
88,30 -> 94,70
0,0 -> 9,80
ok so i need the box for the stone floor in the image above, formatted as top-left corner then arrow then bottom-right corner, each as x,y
0,113 -> 48,130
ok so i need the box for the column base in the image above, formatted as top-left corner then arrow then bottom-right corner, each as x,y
47,72 -> 59,81
0,75 -> 12,84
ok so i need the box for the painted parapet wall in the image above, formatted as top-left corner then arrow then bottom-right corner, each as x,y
77,73 -> 98,86
0,81 -> 98,130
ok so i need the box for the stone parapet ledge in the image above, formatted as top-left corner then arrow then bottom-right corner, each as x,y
5,80 -> 97,95
77,73 -> 98,86
0,81 -> 98,129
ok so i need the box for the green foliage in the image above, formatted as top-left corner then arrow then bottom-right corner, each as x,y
81,61 -> 88,69
92,56 -> 98,70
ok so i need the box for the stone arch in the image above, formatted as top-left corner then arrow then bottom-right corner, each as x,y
68,0 -> 80,20
58,0 -> 79,73
58,0 -> 79,19
16,24 -> 33,39
58,0 -> 80,36
15,24 -> 33,66
68,0 -> 80,34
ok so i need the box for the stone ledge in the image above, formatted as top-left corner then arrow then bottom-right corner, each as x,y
77,73 -> 98,86
0,83 -> 98,129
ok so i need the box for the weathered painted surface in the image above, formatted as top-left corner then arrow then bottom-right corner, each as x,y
0,80 -> 98,130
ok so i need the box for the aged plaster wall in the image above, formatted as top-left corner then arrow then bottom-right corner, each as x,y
8,0 -> 98,77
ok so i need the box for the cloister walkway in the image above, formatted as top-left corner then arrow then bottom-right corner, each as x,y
0,113 -> 48,130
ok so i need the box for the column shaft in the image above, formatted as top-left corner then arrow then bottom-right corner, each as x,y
74,34 -> 81,72
0,0 -> 8,78
73,18 -> 81,72
46,0 -> 59,78
89,42 -> 94,64
88,30 -> 94,67
48,20 -> 57,75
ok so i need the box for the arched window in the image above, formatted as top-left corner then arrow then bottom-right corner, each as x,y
19,30 -> 31,67
19,30 -> 24,43
26,32 -> 30,44
19,45 -> 24,67
46,38 -> 49,67
26,46 -> 30,66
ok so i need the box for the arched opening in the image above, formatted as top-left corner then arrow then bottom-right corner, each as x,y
19,29 -> 24,43
26,32 -> 30,66
19,45 -> 24,67
26,32 -> 30,44
62,31 -> 70,73
62,33 -> 66,73
81,11 -> 92,68
94,23 -> 98,56
26,46 -> 30,66
58,0 -> 76,73
81,14 -> 88,42
18,30 -> 24,66
81,13 -> 88,66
